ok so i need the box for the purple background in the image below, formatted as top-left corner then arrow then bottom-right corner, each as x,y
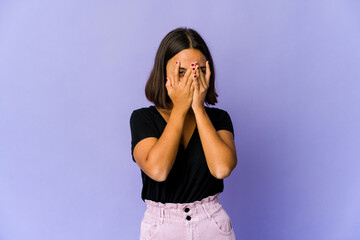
1,0 -> 360,239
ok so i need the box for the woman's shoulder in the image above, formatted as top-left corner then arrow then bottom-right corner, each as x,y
205,106 -> 234,133
130,105 -> 158,121
205,106 -> 231,116
131,105 -> 156,115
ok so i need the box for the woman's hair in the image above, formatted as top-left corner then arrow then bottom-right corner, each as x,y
145,27 -> 217,109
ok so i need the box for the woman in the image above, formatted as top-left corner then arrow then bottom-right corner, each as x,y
130,27 -> 237,240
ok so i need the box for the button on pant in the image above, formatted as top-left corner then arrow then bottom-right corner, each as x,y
140,193 -> 236,240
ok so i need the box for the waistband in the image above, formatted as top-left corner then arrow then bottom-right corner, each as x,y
144,193 -> 222,224
145,193 -> 220,209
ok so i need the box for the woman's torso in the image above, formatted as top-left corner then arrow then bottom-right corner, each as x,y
130,105 -> 234,203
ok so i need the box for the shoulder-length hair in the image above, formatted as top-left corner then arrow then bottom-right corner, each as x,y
145,27 -> 218,109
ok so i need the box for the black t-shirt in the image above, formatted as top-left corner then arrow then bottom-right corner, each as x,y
130,105 -> 234,203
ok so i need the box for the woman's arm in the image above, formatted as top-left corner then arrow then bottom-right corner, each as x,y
192,61 -> 237,179
133,61 -> 195,182
133,107 -> 186,182
193,108 -> 237,179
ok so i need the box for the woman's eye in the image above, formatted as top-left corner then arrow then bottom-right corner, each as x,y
179,71 -> 185,76
201,69 -> 206,74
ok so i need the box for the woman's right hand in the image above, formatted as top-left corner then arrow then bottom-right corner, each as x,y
166,61 -> 195,113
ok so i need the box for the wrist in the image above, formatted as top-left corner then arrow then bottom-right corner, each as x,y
193,105 -> 206,115
171,105 -> 188,118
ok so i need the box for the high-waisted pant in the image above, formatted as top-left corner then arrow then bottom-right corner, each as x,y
140,193 -> 236,240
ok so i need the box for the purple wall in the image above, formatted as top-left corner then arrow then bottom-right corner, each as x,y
1,0 -> 359,239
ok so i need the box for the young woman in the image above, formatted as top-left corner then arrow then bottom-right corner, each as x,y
130,27 -> 237,240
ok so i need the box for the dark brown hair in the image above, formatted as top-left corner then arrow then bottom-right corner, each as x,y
145,27 -> 218,109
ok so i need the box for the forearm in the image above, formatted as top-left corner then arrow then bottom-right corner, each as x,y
146,107 -> 186,180
194,107 -> 236,179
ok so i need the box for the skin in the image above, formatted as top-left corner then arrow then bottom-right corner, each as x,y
133,48 -> 237,182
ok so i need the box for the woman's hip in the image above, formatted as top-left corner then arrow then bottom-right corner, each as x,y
140,193 -> 236,240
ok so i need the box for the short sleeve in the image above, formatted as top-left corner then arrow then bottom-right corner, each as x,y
130,109 -> 159,162
211,109 -> 234,139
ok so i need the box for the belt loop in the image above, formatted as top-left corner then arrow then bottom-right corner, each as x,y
159,208 -> 164,224
201,204 -> 212,219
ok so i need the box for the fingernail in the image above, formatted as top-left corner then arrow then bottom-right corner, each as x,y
193,67 -> 195,70
197,66 -> 199,69
194,74 -> 196,78
191,63 -> 194,66
176,61 -> 178,64
206,60 -> 209,64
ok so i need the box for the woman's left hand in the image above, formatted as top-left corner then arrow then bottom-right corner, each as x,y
192,60 -> 211,112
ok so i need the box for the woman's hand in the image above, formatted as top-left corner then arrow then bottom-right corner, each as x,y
166,61 -> 195,114
192,61 -> 210,112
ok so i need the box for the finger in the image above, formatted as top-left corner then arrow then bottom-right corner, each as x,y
193,65 -> 200,89
173,60 -> 180,86
194,78 -> 200,92
186,76 -> 194,92
183,62 -> 194,87
205,60 -> 211,86
193,63 -> 204,90
190,79 -> 196,93
191,67 -> 200,92
190,64 -> 197,89
196,64 -> 206,90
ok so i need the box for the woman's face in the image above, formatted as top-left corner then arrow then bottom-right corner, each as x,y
166,48 -> 207,80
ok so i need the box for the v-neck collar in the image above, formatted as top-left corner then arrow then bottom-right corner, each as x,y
151,105 -> 197,150
181,125 -> 197,150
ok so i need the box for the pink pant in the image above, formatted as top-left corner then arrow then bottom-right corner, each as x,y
140,193 -> 236,240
